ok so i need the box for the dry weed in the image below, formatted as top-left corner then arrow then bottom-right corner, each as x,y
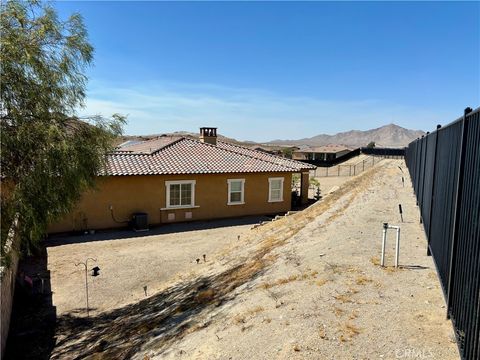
348,287 -> 359,294
233,313 -> 246,324
316,278 -> 328,287
245,306 -> 264,316
349,310 -> 359,320
338,322 -> 362,343
333,307 -> 345,316
233,306 -> 264,325
196,289 -> 215,304
345,323 -> 361,336
355,275 -> 373,285
260,273 -> 310,289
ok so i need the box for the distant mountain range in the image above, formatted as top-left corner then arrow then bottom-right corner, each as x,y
121,124 -> 425,149
266,124 -> 425,148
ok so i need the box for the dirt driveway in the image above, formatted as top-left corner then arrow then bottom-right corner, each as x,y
47,216 -> 268,315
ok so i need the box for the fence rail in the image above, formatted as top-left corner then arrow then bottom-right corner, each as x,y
314,155 -> 381,177
405,107 -> 480,360
360,147 -> 405,157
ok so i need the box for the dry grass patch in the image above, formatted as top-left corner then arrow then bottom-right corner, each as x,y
349,310 -> 359,320
370,256 -> 381,266
316,278 -> 328,287
383,266 -> 403,274
338,322 -> 362,342
196,289 -> 215,304
334,293 -> 353,303
355,275 -> 373,285
245,306 -> 264,316
333,307 -> 345,317
233,314 -> 246,324
260,270 -> 321,290
319,326 -> 328,339
345,323 -> 361,336
348,287 -> 359,294
233,306 -> 265,325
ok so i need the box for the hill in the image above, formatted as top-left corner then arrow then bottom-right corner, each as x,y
119,124 -> 425,149
267,124 -> 425,148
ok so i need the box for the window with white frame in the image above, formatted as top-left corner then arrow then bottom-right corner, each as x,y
227,179 -> 245,205
165,180 -> 196,208
268,177 -> 284,202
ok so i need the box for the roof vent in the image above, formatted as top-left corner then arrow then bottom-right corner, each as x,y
199,127 -> 217,146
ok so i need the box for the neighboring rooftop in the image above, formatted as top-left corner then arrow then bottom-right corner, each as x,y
115,136 -> 181,155
295,144 -> 352,153
107,136 -> 314,176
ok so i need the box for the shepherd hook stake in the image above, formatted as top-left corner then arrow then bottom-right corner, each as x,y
75,257 -> 97,317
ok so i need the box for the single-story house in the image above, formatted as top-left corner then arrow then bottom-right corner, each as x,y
48,127 -> 315,233
292,145 -> 352,161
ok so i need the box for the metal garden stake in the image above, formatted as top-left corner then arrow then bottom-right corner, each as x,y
75,257 -> 98,317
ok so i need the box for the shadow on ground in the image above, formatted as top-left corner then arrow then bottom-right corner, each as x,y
4,248 -> 57,360
51,256 -> 269,359
46,215 -> 271,247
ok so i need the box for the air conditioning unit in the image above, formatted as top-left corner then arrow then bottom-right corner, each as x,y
131,212 -> 148,232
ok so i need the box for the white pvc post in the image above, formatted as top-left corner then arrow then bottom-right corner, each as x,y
381,223 -> 388,267
395,228 -> 401,268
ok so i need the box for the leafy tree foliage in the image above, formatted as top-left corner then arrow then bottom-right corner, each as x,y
1,0 -> 125,254
366,141 -> 376,149
281,147 -> 293,159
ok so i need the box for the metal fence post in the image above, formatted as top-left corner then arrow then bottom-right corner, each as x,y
419,133 -> 430,224
426,125 -> 442,256
446,107 -> 472,318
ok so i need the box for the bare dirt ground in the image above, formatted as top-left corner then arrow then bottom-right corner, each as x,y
49,159 -> 458,360
309,176 -> 351,197
47,217 -> 268,315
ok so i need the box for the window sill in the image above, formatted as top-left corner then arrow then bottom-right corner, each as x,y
268,199 -> 284,203
160,205 -> 200,211
227,202 -> 245,206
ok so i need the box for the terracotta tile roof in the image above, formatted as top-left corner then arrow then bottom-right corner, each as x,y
217,141 -> 313,172
115,136 -> 181,154
104,137 -> 315,176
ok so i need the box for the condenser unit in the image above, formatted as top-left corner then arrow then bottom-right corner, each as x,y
131,212 -> 148,232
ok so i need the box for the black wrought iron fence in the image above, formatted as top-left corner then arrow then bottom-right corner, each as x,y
360,147 -> 405,157
405,107 -> 480,360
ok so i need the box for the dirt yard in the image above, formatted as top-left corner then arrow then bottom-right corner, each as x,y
48,159 -> 458,360
46,217 -> 268,315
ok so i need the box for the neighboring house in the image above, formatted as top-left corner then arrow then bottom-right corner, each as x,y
250,145 -> 299,158
292,145 -> 352,161
48,127 -> 315,233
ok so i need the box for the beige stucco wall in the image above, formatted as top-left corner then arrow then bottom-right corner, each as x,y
48,172 -> 293,233
292,152 -> 306,160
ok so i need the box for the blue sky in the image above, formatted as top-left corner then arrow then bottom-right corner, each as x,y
55,1 -> 480,142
